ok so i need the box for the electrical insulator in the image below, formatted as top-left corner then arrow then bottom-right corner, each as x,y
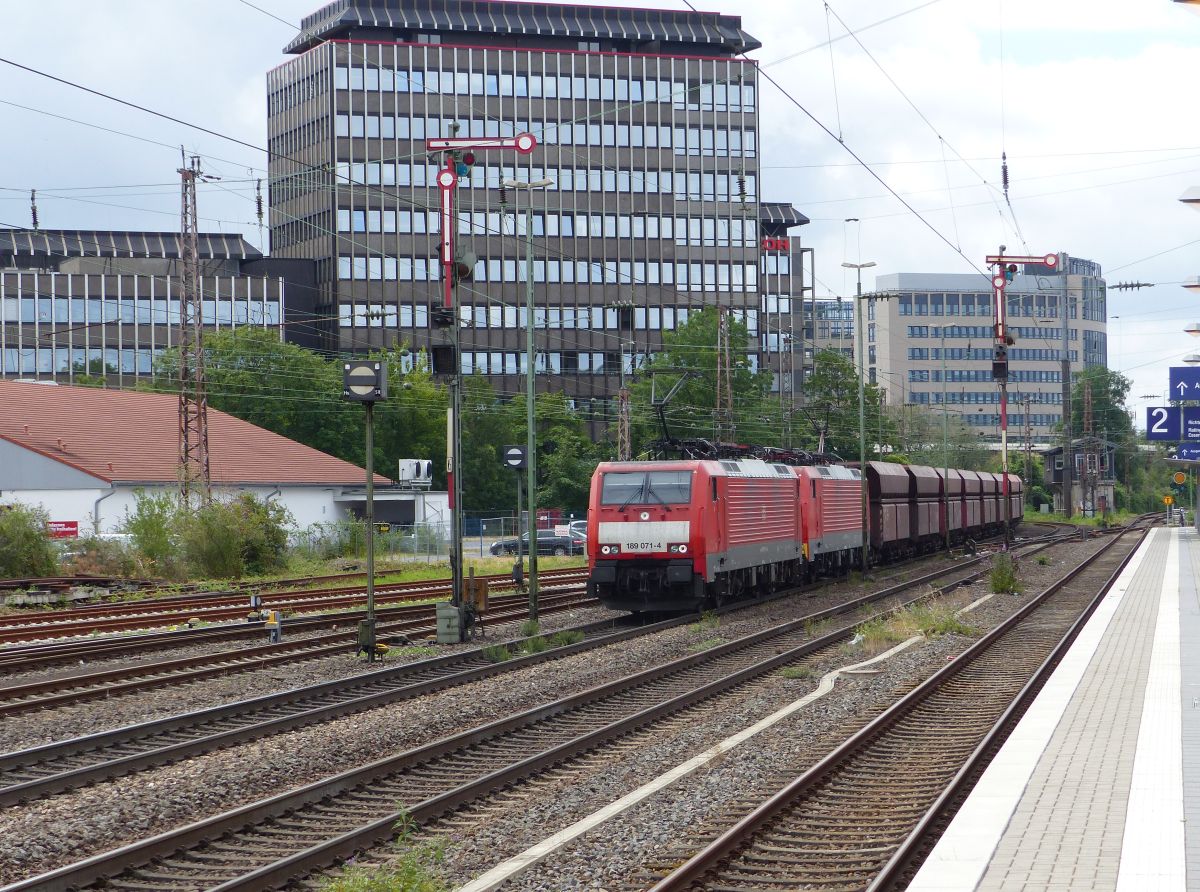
29,190 -> 38,230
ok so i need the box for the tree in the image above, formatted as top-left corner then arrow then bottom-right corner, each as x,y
796,348 -> 895,461
369,345 -> 449,488
71,357 -> 117,388
460,373 -> 520,514
176,494 -> 293,579
627,308 -> 777,452
532,391 -> 606,512
892,404 -> 991,471
1071,366 -> 1134,444
149,327 -> 358,463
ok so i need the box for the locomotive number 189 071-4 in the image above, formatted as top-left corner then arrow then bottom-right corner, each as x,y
624,541 -> 665,552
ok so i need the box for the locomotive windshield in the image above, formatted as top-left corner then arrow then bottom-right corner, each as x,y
600,470 -> 692,506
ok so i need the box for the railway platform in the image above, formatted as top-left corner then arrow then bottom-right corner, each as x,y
909,523 -> 1197,891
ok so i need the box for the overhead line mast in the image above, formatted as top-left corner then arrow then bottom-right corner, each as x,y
178,153 -> 212,505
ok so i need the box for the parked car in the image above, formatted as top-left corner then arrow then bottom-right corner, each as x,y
568,520 -> 587,539
490,532 -> 585,556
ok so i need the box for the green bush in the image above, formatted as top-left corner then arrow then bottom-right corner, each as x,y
0,505 -> 57,578
121,491 -> 181,576
62,537 -> 139,578
990,553 -> 1022,594
177,494 -> 293,580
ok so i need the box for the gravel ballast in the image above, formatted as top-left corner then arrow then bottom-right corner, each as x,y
0,530 -> 1114,886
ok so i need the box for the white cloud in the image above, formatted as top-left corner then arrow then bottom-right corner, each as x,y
2,0 -> 1197,425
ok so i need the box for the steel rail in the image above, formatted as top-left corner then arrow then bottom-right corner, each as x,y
0,589 -> 591,717
0,570 -> 589,643
0,537 -> 1067,892
0,548 -> 1020,807
648,521 -> 1151,891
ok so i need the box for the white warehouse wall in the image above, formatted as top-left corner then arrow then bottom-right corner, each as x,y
2,484 -> 357,536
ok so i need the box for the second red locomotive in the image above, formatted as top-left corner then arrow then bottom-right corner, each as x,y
586,458 -> 1022,613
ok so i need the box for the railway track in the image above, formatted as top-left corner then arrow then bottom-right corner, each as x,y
0,550 -> 1008,807
0,587 -> 592,717
647,519 -> 1151,891
0,530 -> 1083,892
0,568 -> 588,645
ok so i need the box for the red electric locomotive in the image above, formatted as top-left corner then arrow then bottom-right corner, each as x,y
587,458 -> 1023,613
587,458 -> 865,612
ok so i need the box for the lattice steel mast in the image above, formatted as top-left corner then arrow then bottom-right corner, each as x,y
178,154 -> 211,504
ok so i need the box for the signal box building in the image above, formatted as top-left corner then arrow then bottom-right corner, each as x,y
268,0 -> 812,415
1041,438 -> 1118,516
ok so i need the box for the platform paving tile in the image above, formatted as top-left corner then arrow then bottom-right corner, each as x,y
1180,529 -> 1200,889
975,529 -> 1170,892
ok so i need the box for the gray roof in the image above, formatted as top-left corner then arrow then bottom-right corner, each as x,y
0,230 -> 263,261
760,202 -> 809,228
286,0 -> 760,54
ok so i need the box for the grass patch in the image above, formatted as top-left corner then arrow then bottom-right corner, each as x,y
779,665 -> 817,680
690,610 -> 720,634
319,843 -> 448,892
520,636 -> 549,654
849,601 -> 979,655
519,618 -> 541,639
688,637 -> 723,652
1026,511 -> 1137,529
906,602 -> 978,637
482,644 -> 512,662
1036,555 -> 1050,566
990,553 -> 1022,594
547,630 -> 585,647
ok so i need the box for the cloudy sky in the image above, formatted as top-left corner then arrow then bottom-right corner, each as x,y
3,0 -> 1198,427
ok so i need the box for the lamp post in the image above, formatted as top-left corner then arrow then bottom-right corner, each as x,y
504,177 -> 553,622
940,326 -> 950,551
843,259 -> 876,571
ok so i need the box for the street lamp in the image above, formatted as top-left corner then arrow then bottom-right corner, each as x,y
842,259 -> 876,571
1185,323 -> 1200,336
1184,354 -> 1200,364
503,177 -> 553,622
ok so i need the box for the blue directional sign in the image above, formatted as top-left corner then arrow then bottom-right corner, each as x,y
1176,443 -> 1200,462
1169,366 -> 1200,400
1148,406 -> 1181,440
1185,408 -> 1200,442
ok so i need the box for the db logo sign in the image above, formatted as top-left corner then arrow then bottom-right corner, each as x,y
761,237 -> 789,251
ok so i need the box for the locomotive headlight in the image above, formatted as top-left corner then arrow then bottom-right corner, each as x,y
668,544 -> 688,554
601,544 -> 620,555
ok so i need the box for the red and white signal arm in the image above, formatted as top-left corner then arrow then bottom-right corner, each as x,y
48,520 -> 79,539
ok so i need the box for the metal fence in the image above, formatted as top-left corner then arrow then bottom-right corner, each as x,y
293,518 -> 521,562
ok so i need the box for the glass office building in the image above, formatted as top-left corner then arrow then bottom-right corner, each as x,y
268,0 -> 787,412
